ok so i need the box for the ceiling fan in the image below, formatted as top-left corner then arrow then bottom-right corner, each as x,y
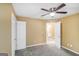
41,3 -> 67,16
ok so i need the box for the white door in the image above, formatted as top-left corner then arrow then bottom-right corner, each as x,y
11,13 -> 16,56
16,21 -> 26,50
55,22 -> 61,48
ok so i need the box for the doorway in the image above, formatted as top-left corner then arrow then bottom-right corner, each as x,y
46,22 -> 55,44
46,21 -> 61,48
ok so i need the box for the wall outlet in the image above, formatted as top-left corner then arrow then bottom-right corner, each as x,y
70,44 -> 72,47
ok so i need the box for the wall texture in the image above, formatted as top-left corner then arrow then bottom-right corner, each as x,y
16,16 -> 46,46
61,13 -> 79,53
0,4 -> 12,55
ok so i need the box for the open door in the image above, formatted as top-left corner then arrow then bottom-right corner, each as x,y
16,21 -> 26,50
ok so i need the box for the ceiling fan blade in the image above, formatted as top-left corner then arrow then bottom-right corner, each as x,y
55,3 -> 66,11
41,8 -> 49,12
49,8 -> 52,12
56,11 -> 67,14
41,13 -> 50,16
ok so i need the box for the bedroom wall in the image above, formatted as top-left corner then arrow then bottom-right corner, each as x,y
0,3 -> 12,55
16,16 -> 46,46
61,13 -> 79,53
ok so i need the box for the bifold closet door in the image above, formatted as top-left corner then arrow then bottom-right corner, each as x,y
16,21 -> 26,50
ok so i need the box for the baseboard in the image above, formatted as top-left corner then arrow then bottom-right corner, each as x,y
0,53 -> 8,56
62,46 -> 79,55
26,43 -> 46,48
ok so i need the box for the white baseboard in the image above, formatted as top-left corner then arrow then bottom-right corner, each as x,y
62,46 -> 79,55
26,43 -> 46,48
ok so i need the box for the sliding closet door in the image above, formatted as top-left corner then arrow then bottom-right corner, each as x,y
16,21 -> 26,50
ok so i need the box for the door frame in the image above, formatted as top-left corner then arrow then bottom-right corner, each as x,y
46,21 -> 61,48
11,13 -> 17,56
55,21 -> 61,48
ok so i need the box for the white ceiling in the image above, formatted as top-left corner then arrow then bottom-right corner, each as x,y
13,3 -> 79,20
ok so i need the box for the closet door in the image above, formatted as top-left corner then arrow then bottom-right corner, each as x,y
16,21 -> 26,50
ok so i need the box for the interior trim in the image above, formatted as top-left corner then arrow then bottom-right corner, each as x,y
26,43 -> 46,48
0,53 -> 8,56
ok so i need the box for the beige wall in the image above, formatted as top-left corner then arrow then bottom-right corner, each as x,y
16,16 -> 46,46
61,13 -> 79,52
0,4 -> 12,55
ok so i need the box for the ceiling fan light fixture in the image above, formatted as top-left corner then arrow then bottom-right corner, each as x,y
50,12 -> 55,16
